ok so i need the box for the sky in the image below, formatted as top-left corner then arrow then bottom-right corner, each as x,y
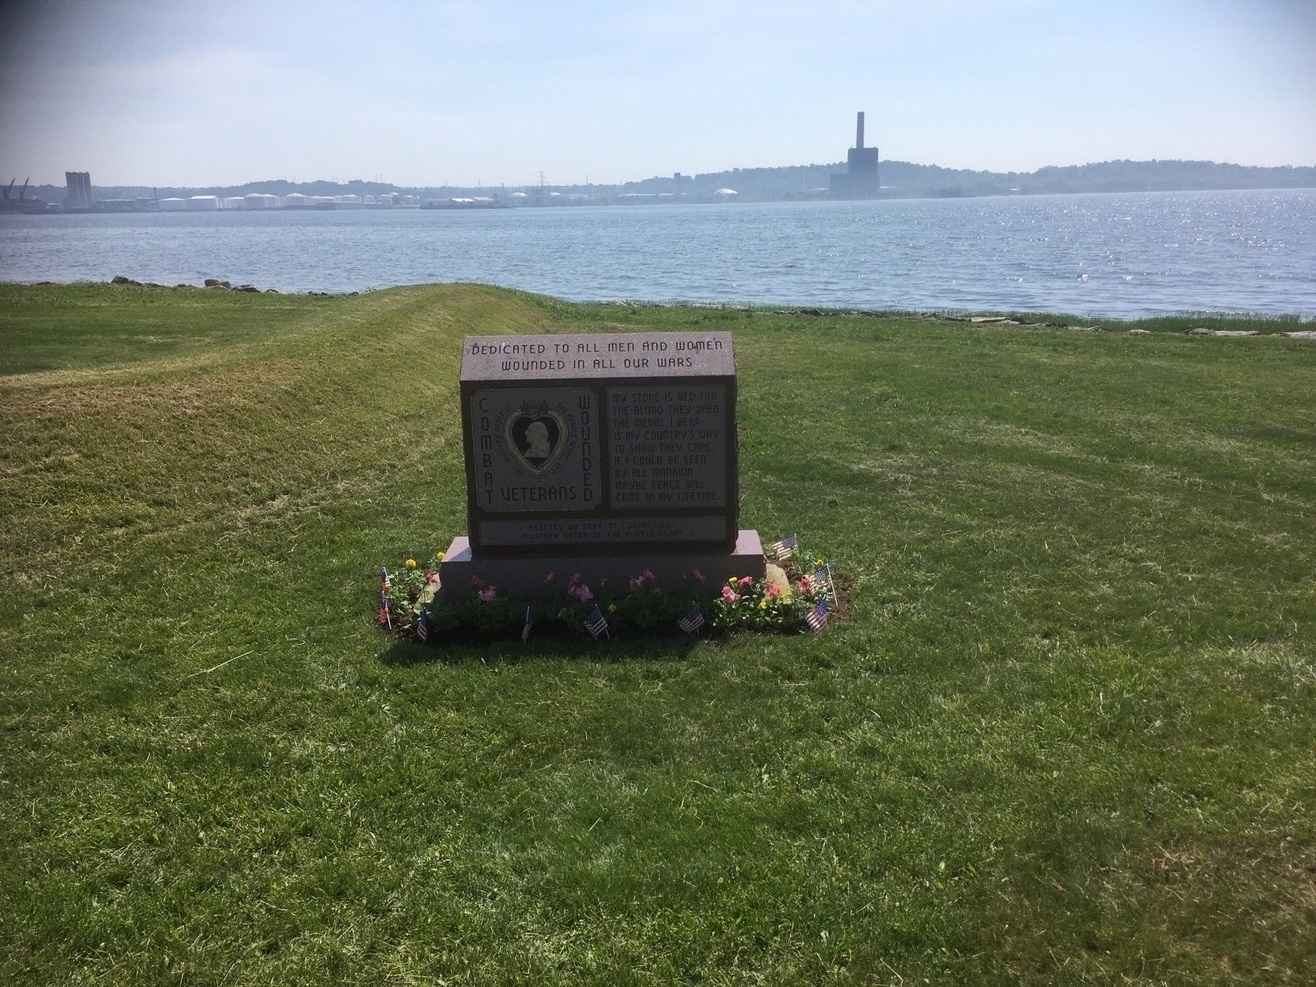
2,0 -> 1314,189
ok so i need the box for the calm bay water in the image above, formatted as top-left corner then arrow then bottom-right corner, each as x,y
2,188 -> 1313,319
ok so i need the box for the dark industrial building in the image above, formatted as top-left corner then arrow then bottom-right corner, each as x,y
830,113 -> 880,199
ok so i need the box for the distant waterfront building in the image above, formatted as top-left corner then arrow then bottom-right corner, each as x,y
65,171 -> 93,209
830,113 -> 880,200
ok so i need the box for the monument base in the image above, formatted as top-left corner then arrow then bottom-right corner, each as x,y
439,530 -> 765,603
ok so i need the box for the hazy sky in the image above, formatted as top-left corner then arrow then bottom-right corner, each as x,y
3,0 -> 1314,188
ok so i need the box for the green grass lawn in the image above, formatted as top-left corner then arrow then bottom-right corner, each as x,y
2,282 -> 1313,985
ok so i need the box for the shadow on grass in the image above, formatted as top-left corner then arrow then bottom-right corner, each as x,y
379,630 -> 703,667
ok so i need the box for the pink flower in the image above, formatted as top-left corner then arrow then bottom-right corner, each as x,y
544,570 -> 556,584
766,584 -> 781,599
738,576 -> 755,589
798,576 -> 814,594
722,585 -> 740,604
691,568 -> 706,584
470,574 -> 484,587
570,583 -> 594,603
479,585 -> 498,603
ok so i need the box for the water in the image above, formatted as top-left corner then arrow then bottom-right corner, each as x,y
2,189 -> 1313,319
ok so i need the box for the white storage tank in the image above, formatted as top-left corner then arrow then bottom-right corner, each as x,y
187,195 -> 221,210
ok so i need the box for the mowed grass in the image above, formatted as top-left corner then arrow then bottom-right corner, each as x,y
2,282 -> 1313,985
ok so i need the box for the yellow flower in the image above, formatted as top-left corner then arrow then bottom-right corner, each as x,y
435,552 -> 445,561
608,603 -> 618,612
405,558 -> 417,568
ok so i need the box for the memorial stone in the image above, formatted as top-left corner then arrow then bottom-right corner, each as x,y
440,331 -> 765,602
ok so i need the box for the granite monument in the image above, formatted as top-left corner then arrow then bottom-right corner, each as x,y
439,331 -> 765,600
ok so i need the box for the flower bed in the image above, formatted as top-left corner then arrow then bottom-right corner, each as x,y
376,539 -> 839,643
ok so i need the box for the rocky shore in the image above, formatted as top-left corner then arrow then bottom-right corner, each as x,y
110,275 -> 347,296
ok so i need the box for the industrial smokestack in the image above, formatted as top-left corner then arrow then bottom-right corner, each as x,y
856,111 -> 865,150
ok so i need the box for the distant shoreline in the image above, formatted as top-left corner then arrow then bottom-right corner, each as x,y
6,159 -> 1315,213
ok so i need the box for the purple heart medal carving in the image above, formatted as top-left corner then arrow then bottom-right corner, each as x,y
503,402 -> 568,477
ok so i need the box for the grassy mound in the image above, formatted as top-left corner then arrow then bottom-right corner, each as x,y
2,282 -> 1314,985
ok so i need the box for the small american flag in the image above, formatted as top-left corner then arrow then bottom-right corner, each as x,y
813,564 -> 836,602
770,534 -> 798,560
806,599 -> 829,633
678,602 -> 704,634
521,605 -> 534,642
415,609 -> 429,643
584,604 -> 609,639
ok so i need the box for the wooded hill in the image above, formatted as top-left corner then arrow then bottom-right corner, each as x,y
620,158 -> 1316,200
